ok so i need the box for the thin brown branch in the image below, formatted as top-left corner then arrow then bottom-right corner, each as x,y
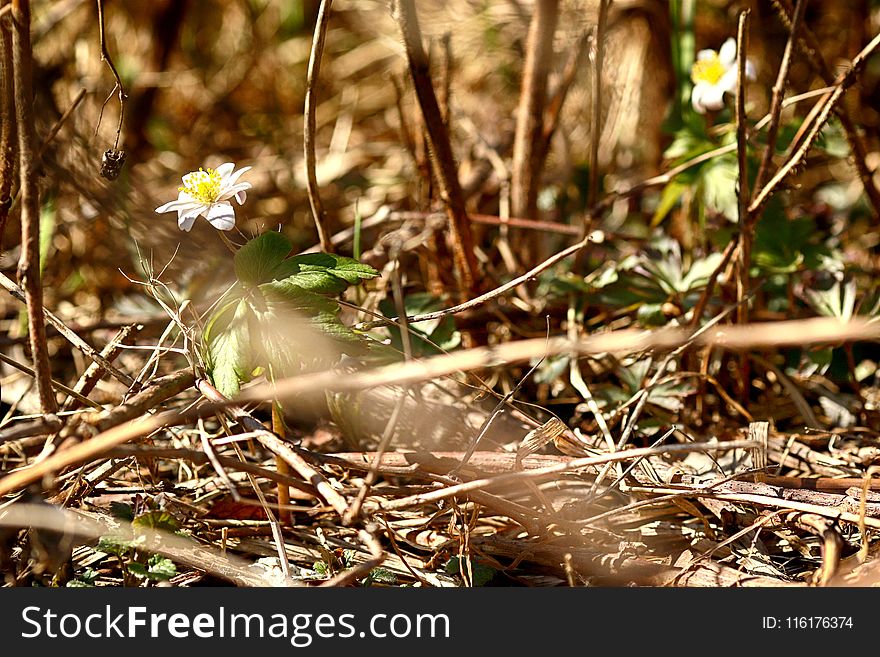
357,234 -> 590,330
96,0 -> 126,149
735,10 -> 751,399
0,351 -> 102,410
247,317 -> 880,408
748,30 -> 880,218
85,369 -> 194,434
379,440 -> 758,512
342,391 -> 407,525
735,10 -> 751,324
104,446 -> 318,496
303,0 -> 335,253
688,239 -> 738,328
772,0 -> 880,219
0,271 -> 136,387
0,408 -> 175,496
36,87 -> 86,161
753,0 -> 805,193
59,323 -> 140,413
438,31 -> 451,126
625,483 -> 880,530
11,0 -> 55,413
196,379 -> 350,518
393,0 -> 480,299
511,0 -> 559,220
0,2 -> 16,249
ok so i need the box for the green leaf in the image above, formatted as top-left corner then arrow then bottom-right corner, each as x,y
271,269 -> 348,296
753,204 -> 820,274
278,252 -> 379,286
699,154 -> 738,221
362,567 -> 398,586
66,568 -> 99,587
97,535 -> 144,556
680,252 -> 723,291
241,284 -> 367,380
444,556 -> 497,586
132,510 -> 181,533
652,180 -> 689,227
637,302 -> 667,327
805,279 -> 857,321
234,231 -> 292,286
109,501 -> 134,521
206,233 -> 379,394
378,293 -> 461,357
204,298 -> 254,397
129,555 -> 177,581
148,555 -> 177,580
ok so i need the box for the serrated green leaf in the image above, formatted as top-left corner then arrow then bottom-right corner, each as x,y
363,567 -> 398,586
146,555 -> 177,580
281,252 -> 379,285
234,231 -> 292,286
132,510 -> 180,533
206,234 -> 378,394
127,562 -> 148,577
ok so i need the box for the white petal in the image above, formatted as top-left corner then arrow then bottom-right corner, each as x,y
745,60 -> 757,80
217,182 -> 252,201
156,192 -> 198,214
719,67 -> 739,94
215,162 -> 235,178
235,190 -> 247,204
719,38 -> 737,66
223,166 -> 251,186
691,84 -> 708,113
178,206 -> 203,232
205,202 -> 236,231
700,83 -> 727,111
697,49 -> 716,61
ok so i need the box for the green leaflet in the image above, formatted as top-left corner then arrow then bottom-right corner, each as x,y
128,555 -> 177,581
204,298 -> 253,398
234,230 -> 292,285
205,231 -> 379,398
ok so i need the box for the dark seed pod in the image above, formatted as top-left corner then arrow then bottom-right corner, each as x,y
100,148 -> 126,180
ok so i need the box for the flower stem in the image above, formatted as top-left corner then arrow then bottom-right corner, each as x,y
272,401 -> 291,526
217,230 -> 238,254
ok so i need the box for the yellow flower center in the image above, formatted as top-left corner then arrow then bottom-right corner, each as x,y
691,53 -> 725,85
179,168 -> 221,204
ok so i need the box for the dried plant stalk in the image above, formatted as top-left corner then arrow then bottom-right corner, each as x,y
11,0 -> 56,413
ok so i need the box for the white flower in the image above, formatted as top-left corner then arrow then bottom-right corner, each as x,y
690,38 -> 756,114
155,162 -> 252,232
